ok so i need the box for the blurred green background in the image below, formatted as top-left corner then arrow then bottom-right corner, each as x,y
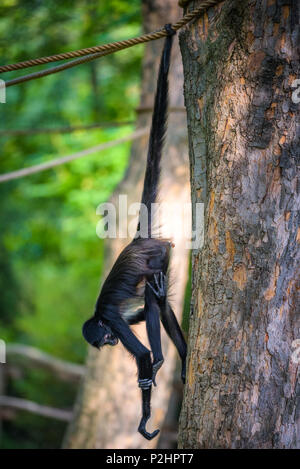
0,0 -> 143,448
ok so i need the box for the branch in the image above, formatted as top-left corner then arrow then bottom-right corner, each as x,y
0,396 -> 73,422
6,344 -> 85,382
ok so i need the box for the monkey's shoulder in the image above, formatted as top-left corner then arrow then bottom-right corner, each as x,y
122,237 -> 172,259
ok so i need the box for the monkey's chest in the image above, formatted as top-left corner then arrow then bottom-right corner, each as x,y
119,277 -> 146,317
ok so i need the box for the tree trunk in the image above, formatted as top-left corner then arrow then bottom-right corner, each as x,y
178,0 -> 299,449
63,0 -> 190,449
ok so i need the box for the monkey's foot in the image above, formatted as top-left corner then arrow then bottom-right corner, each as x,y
152,359 -> 164,387
138,378 -> 152,390
147,272 -> 166,301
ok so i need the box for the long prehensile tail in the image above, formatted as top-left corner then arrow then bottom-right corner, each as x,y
137,25 -> 175,238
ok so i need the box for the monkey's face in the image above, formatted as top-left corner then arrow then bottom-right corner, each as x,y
82,317 -> 118,349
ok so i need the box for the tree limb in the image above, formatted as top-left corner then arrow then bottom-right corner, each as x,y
0,396 -> 73,422
6,344 -> 85,382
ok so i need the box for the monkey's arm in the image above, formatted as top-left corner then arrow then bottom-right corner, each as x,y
104,313 -> 159,440
138,387 -> 159,441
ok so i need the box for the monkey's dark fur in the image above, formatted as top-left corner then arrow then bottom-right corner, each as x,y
82,26 -> 187,440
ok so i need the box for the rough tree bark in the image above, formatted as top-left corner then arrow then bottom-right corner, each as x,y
63,0 -> 190,449
178,0 -> 299,449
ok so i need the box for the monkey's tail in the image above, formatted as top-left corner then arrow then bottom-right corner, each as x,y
137,25 -> 175,239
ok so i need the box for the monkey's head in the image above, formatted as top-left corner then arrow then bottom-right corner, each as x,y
82,317 -> 118,349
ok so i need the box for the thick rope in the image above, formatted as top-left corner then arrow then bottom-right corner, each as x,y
0,127 -> 150,183
5,50 -> 117,88
1,0 -> 222,87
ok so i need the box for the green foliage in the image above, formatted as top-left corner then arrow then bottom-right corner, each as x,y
0,0 -> 142,448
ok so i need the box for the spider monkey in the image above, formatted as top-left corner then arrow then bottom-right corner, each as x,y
82,25 -> 187,440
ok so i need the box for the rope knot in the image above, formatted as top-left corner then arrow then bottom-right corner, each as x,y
164,24 -> 176,36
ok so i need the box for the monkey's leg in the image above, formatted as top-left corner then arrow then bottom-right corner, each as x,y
160,302 -> 187,384
147,274 -> 187,384
105,316 -> 159,440
144,283 -> 164,386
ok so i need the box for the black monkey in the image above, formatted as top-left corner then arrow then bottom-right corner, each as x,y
82,25 -> 187,440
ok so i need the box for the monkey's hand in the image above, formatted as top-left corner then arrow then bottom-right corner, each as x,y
138,417 -> 160,441
147,272 -> 166,303
138,387 -> 160,440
